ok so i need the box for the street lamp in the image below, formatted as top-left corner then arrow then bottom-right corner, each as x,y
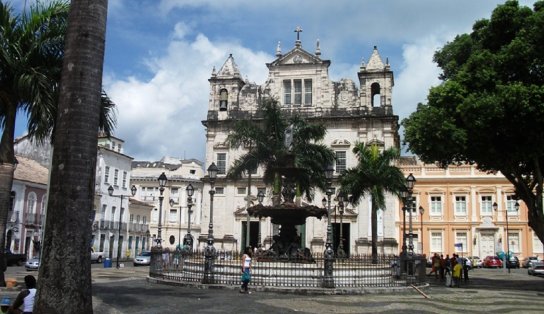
337,193 -> 346,258
322,164 -> 335,288
494,200 -> 520,273
156,172 -> 168,247
406,173 -> 416,256
185,184 -> 194,248
108,184 -> 137,269
399,190 -> 408,256
257,190 -> 265,246
203,162 -> 218,284
419,206 -> 425,255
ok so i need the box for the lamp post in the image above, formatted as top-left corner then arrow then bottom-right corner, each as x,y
203,162 -> 218,284
405,173 -> 416,277
406,173 -> 416,256
156,172 -> 167,247
419,206 -> 425,255
257,190 -> 264,246
494,200 -> 520,273
185,184 -> 194,248
108,184 -> 137,269
400,190 -> 408,257
322,164 -> 335,288
337,193 -> 346,257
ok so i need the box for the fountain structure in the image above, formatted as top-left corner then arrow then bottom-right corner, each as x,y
247,153 -> 327,261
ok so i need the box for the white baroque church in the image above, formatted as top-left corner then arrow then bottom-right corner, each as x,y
200,31 -> 401,255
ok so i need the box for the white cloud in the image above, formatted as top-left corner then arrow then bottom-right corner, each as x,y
394,35 -> 444,122
105,32 -> 272,161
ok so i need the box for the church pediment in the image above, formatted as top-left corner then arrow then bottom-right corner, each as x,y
269,48 -> 324,66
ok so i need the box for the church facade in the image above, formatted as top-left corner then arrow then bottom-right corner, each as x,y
200,32 -> 402,255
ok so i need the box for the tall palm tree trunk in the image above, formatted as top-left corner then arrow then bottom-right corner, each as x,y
371,199 -> 378,264
0,100 -> 17,287
34,0 -> 109,313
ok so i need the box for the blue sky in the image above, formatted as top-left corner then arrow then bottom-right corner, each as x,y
15,0 -> 537,162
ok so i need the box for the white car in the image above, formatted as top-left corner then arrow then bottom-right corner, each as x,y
25,258 -> 40,271
528,262 -> 544,276
134,251 -> 151,266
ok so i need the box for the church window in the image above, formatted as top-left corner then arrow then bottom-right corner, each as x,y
283,80 -> 291,105
304,79 -> 312,105
371,82 -> 381,107
283,79 -> 313,107
335,151 -> 346,173
219,89 -> 228,111
216,153 -> 227,174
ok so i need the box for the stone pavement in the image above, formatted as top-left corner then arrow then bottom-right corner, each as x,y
2,266 -> 543,313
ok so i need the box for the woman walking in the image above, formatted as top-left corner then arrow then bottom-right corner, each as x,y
240,247 -> 252,294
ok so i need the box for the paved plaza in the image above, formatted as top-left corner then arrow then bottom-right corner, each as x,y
3,265 -> 544,313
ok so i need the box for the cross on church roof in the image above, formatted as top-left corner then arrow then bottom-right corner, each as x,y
294,26 -> 303,41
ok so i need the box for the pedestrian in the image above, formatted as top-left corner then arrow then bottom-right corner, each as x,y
1,297 -> 10,314
439,254 -> 445,280
428,253 -> 440,278
452,261 -> 462,288
240,246 -> 252,294
444,254 -> 451,277
463,258 -> 469,282
8,275 -> 36,314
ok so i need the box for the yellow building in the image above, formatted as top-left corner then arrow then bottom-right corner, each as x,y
398,157 -> 544,261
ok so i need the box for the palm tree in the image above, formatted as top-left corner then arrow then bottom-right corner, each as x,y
0,1 -> 117,287
339,143 -> 406,263
34,0 -> 109,311
0,0 -> 69,287
227,98 -> 335,204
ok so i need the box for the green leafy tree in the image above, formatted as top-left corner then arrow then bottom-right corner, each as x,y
34,0 -> 109,311
0,0 -> 69,287
0,0 -> 116,287
403,1 -> 544,245
227,98 -> 335,203
339,143 -> 405,263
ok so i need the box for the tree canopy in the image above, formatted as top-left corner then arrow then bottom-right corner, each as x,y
227,98 -> 335,202
402,0 -> 544,244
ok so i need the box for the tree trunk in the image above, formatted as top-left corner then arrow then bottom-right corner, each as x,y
371,199 -> 378,264
0,97 -> 18,287
34,0 -> 108,313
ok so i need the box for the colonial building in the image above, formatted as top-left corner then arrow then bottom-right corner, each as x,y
93,135 -> 143,260
398,157 -> 544,260
130,157 -> 204,251
201,31 -> 400,254
8,156 -> 49,260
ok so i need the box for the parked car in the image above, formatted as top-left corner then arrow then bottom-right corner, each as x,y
460,257 -> 472,269
25,258 -> 40,271
134,251 -> 152,266
91,248 -> 105,263
522,256 -> 540,268
483,256 -> 503,268
468,256 -> 482,268
507,256 -> 520,269
5,250 -> 26,266
528,262 -> 544,276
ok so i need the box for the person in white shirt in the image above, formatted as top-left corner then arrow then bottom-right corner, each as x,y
9,275 -> 36,314
240,247 -> 252,294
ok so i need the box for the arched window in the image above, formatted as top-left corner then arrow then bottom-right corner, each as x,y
219,89 -> 228,111
371,82 -> 381,107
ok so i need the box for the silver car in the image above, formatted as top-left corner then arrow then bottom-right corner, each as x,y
528,262 -> 544,276
134,251 -> 151,266
25,258 -> 40,271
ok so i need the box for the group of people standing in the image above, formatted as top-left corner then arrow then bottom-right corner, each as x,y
428,253 -> 470,287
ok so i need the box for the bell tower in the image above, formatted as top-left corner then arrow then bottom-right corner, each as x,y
357,46 -> 394,114
208,54 -> 245,114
